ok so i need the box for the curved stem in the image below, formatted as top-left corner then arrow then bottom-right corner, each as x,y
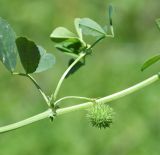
51,36 -> 107,102
57,74 -> 159,115
54,96 -> 95,107
89,36 -> 105,49
51,52 -> 86,101
13,73 -> 50,106
0,74 -> 159,134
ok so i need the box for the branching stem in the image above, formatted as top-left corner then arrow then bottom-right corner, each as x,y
0,74 -> 159,133
51,36 -> 107,102
51,52 -> 86,101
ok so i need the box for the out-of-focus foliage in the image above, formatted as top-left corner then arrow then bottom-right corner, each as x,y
0,0 -> 160,155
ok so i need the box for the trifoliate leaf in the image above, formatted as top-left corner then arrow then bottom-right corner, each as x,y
79,18 -> 106,37
50,27 -> 78,43
141,54 -> 160,71
16,37 -> 40,73
0,17 -> 17,72
35,46 -> 55,73
55,38 -> 86,56
74,18 -> 83,40
16,37 -> 55,74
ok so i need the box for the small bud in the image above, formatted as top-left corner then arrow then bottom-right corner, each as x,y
87,104 -> 115,129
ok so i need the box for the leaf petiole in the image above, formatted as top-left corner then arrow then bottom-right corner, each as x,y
12,72 -> 50,106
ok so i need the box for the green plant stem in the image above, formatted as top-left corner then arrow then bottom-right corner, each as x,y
89,36 -> 105,49
12,72 -> 50,106
54,96 -> 95,107
0,74 -> 159,134
106,26 -> 114,38
51,52 -> 86,101
51,36 -> 106,102
57,74 -> 159,115
0,109 -> 53,133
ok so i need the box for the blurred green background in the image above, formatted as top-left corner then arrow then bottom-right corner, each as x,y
0,0 -> 160,155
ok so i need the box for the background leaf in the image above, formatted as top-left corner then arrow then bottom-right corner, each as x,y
50,27 -> 78,43
79,18 -> 106,37
35,46 -> 55,73
16,37 -> 40,73
0,17 -> 17,72
141,54 -> 160,71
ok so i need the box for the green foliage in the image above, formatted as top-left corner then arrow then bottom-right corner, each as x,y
74,18 -> 83,40
55,38 -> 85,56
141,18 -> 160,71
1,1 -> 160,155
79,18 -> 106,37
50,8 -> 113,78
0,17 -> 17,72
16,37 -> 41,73
35,46 -> 56,73
50,27 -> 78,43
141,55 -> 160,71
87,104 -> 115,129
16,37 -> 55,74
50,25 -> 86,64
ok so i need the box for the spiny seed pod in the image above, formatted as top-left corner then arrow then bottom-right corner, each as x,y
87,103 -> 115,129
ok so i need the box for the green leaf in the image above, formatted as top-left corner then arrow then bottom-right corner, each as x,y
35,46 -> 55,73
16,37 -> 41,73
65,58 -> 85,78
74,18 -> 83,40
50,27 -> 78,43
141,54 -> 160,71
79,18 -> 106,37
55,44 -> 73,53
0,17 -> 17,72
16,37 -> 55,74
156,18 -> 160,30
55,38 -> 85,56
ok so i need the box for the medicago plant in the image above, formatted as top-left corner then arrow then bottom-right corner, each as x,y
0,6 -> 160,134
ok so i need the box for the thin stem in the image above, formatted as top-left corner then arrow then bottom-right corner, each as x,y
27,74 -> 50,105
57,74 -> 159,115
51,52 -> 86,101
13,73 -> 50,106
0,74 -> 159,133
89,36 -> 105,49
54,96 -> 95,107
51,36 -> 106,102
0,109 -> 53,133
